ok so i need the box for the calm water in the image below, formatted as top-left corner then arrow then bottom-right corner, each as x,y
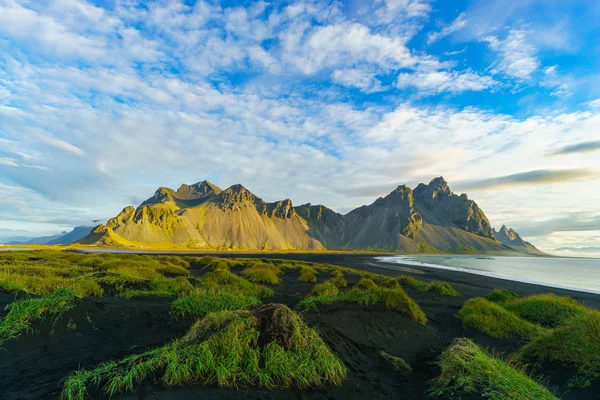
378,255 -> 600,294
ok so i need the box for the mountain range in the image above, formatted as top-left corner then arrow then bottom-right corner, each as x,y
80,177 -> 542,254
5,226 -> 93,245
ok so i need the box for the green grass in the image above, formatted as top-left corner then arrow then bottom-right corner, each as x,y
430,338 -> 557,400
356,277 -> 378,290
330,269 -> 347,288
0,288 -> 80,345
298,266 -> 317,283
378,350 -> 412,372
171,291 -> 261,319
427,282 -> 460,297
241,263 -> 283,285
520,310 -> 600,387
60,305 -> 346,399
198,269 -> 274,298
397,275 -> 459,297
485,289 -> 520,303
298,287 -> 427,325
503,293 -> 590,328
457,298 -> 546,340
310,282 -> 339,298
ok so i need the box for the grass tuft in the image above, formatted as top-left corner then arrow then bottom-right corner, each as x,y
430,338 -> 557,400
298,266 -> 317,284
397,275 -> 429,292
298,287 -> 427,325
485,289 -> 520,303
520,309 -> 600,387
60,305 -> 346,399
171,291 -> 260,319
0,288 -> 80,345
356,277 -> 378,290
503,293 -> 589,328
457,298 -> 546,340
427,282 -> 460,297
378,350 -> 412,372
242,263 -> 282,285
311,282 -> 339,298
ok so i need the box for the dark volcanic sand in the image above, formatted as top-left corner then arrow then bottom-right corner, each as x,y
2,253 -> 600,400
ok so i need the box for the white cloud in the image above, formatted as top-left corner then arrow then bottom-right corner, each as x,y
485,29 -> 540,80
0,158 -> 19,167
331,69 -> 385,93
396,70 -> 496,94
590,99 -> 600,108
428,13 -> 468,44
541,66 -> 571,97
41,137 -> 85,156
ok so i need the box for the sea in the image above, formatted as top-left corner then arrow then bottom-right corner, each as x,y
378,255 -> 600,294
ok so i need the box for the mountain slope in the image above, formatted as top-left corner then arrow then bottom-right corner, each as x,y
493,225 -> 545,255
48,226 -> 94,245
81,177 -> 534,253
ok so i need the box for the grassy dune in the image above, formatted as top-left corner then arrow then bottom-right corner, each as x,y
60,305 -> 347,399
430,338 -> 557,400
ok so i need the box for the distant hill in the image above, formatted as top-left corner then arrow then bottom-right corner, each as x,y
80,177 -> 541,254
493,225 -> 545,255
6,226 -> 94,246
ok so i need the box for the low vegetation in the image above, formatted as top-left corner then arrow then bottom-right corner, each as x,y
457,298 -> 546,340
0,288 -> 79,345
298,266 -> 317,283
298,287 -> 427,325
171,291 -> 261,319
242,263 -> 283,285
397,275 -> 460,297
311,281 -> 339,298
379,350 -> 412,372
60,305 -> 347,399
503,293 -> 589,328
427,282 -> 460,297
430,338 -> 557,400
330,269 -> 348,288
520,310 -> 600,387
485,289 -> 520,303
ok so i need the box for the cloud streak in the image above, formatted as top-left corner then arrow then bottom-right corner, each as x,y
549,141 -> 600,156
455,169 -> 599,191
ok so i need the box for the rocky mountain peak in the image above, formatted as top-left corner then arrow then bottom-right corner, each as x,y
176,180 -> 222,199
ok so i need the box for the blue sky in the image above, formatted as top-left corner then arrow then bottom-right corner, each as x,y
0,0 -> 599,256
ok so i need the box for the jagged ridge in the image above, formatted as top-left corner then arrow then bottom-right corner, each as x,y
82,177 -> 540,253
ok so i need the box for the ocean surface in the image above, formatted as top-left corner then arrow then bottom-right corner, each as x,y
378,255 -> 600,294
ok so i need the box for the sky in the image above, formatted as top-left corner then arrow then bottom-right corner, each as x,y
0,0 -> 599,256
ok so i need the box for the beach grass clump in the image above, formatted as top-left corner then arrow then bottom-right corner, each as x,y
503,293 -> 590,328
60,305 -> 346,399
198,269 -> 274,298
397,275 -> 429,292
427,282 -> 461,297
457,298 -> 546,340
171,291 -> 260,319
520,310 -> 600,387
429,338 -> 557,400
356,277 -> 378,290
378,350 -> 412,372
0,288 -> 80,345
298,266 -> 317,283
311,281 -> 339,298
242,263 -> 283,285
330,269 -> 347,288
485,289 -> 520,303
376,276 -> 401,289
298,287 -> 427,325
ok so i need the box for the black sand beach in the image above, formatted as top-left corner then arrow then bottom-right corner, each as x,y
2,253 -> 599,399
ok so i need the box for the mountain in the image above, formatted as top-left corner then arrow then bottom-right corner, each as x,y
5,226 -> 94,245
81,177 -> 535,254
48,226 -> 94,245
493,225 -> 544,255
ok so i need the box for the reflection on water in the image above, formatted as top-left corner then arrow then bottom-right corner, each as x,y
379,255 -> 600,294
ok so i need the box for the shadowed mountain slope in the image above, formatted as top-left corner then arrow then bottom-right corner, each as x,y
81,177 -> 537,253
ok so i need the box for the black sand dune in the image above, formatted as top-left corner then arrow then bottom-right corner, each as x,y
2,254 -> 599,399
